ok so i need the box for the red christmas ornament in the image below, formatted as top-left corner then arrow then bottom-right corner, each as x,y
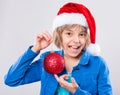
44,52 -> 65,74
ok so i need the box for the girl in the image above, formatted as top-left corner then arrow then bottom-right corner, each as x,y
4,2 -> 112,95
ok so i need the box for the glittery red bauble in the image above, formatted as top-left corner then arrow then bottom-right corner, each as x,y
44,52 -> 65,74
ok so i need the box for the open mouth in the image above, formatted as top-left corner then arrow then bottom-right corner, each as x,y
69,45 -> 80,53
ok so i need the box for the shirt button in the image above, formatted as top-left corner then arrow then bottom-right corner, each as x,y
76,67 -> 80,70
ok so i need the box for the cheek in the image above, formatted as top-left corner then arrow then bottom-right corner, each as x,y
61,39 -> 68,47
62,36 -> 70,44
80,38 -> 87,45
61,37 -> 66,47
61,38 -> 72,49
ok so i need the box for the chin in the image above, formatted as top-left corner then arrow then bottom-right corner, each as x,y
69,52 -> 82,58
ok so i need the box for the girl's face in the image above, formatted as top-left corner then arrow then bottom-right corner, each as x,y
61,25 -> 87,58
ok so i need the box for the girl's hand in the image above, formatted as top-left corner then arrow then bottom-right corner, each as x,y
32,32 -> 53,52
54,74 -> 79,94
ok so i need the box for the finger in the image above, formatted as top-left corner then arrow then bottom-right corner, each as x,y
42,33 -> 50,41
36,34 -> 43,40
60,74 -> 68,80
71,78 -> 78,88
71,78 -> 76,85
54,74 -> 60,82
42,32 -> 52,41
43,31 -> 52,39
60,79 -> 70,88
54,74 -> 64,87
49,37 -> 53,43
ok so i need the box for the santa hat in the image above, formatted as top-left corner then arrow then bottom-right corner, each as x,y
52,2 -> 100,56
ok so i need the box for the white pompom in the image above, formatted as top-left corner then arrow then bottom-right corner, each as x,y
87,43 -> 101,56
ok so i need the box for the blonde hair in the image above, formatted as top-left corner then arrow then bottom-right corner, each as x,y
53,24 -> 90,49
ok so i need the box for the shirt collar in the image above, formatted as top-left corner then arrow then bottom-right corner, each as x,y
79,49 -> 90,65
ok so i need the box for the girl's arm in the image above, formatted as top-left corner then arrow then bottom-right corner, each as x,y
4,32 -> 53,87
4,46 -> 42,86
97,59 -> 113,95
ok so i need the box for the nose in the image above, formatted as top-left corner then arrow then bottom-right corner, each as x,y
73,35 -> 80,43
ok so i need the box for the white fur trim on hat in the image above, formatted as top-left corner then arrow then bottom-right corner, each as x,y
52,13 -> 88,31
87,43 -> 101,56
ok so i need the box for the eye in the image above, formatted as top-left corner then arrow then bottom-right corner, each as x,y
66,32 -> 71,35
79,33 -> 86,37
65,31 -> 72,36
80,33 -> 84,36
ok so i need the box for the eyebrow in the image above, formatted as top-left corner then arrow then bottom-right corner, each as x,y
64,29 -> 73,33
65,29 -> 73,31
80,30 -> 86,33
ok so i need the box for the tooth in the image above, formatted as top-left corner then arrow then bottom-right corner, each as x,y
72,46 -> 78,49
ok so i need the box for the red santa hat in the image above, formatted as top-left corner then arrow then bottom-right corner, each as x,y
52,2 -> 100,56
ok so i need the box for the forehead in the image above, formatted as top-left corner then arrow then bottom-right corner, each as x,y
64,24 -> 87,32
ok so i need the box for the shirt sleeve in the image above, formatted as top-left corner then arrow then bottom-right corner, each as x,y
97,58 -> 113,95
4,46 -> 42,87
73,57 -> 112,95
73,87 -> 92,95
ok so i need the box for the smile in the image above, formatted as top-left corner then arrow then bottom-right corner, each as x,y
68,45 -> 81,53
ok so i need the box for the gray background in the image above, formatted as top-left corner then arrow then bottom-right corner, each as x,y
0,0 -> 120,95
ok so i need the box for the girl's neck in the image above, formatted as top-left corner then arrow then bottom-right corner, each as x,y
64,54 -> 81,72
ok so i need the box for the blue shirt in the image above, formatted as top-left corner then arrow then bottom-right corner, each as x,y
4,46 -> 112,95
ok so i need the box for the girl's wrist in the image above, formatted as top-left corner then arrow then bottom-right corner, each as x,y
31,46 -> 40,53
